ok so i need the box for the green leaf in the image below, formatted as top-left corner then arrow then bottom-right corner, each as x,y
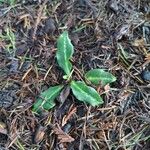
85,69 -> 116,85
32,85 -> 63,113
70,81 -> 103,106
56,31 -> 74,76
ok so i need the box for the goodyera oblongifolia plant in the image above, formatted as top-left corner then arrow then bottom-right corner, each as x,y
32,31 -> 116,113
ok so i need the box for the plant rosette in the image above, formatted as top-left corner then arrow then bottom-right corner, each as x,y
32,31 -> 116,113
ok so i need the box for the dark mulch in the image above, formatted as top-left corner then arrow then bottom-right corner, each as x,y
0,0 -> 150,149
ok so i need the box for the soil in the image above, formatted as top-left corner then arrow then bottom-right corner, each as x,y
0,0 -> 150,150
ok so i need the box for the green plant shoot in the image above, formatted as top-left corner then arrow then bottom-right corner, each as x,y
56,31 -> 74,76
32,31 -> 116,113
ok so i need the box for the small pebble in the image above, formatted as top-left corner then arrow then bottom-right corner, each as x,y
141,70 -> 150,81
43,18 -> 56,35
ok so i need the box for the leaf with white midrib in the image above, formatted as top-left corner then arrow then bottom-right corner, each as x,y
32,85 -> 63,113
85,69 -> 116,85
56,31 -> 74,75
70,81 -> 103,106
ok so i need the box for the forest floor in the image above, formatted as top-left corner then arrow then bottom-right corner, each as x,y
0,0 -> 150,150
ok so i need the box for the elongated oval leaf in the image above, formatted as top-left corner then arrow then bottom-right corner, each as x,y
85,69 -> 116,85
56,31 -> 74,75
70,81 -> 103,106
32,85 -> 63,113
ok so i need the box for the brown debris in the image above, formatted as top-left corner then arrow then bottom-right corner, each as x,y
33,126 -> 45,144
32,0 -> 48,39
58,86 -> 70,105
62,105 -> 76,127
53,124 -> 74,143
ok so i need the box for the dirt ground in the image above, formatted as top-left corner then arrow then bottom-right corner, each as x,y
0,0 -> 150,150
